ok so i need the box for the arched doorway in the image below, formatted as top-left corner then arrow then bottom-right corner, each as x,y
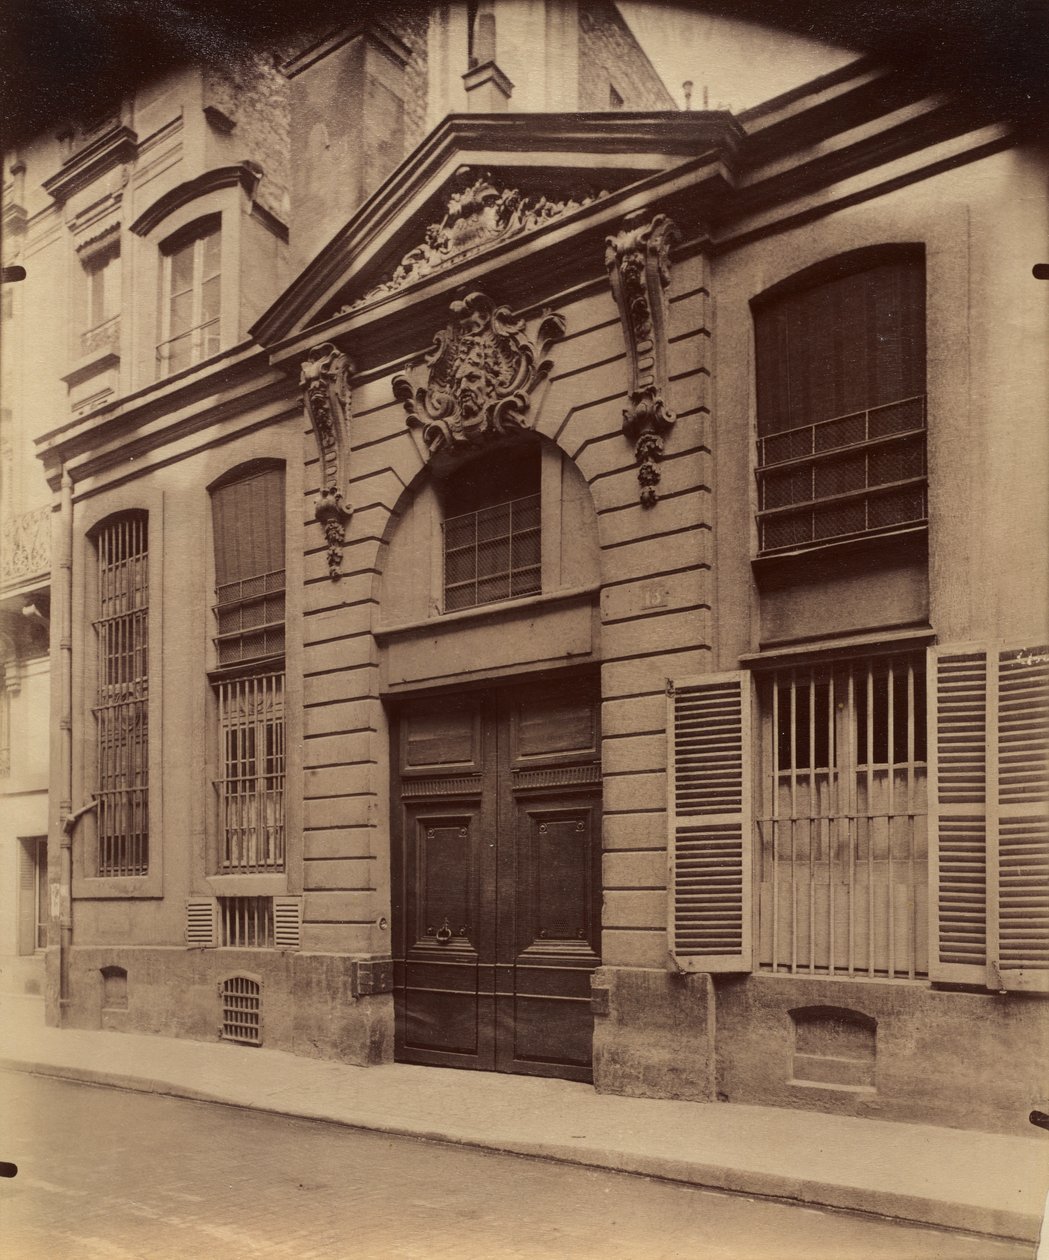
379,435 -> 603,1080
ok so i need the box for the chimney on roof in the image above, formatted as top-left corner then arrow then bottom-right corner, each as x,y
462,10 -> 514,111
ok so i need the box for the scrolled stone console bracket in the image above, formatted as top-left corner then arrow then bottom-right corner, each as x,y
605,212 -> 679,507
300,342 -> 354,579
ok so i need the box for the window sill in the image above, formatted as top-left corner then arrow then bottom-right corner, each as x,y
752,524 -> 927,591
374,583 -> 600,643
205,874 -> 288,896
62,348 -> 120,391
72,874 -> 163,900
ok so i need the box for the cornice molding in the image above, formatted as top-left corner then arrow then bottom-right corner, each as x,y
129,161 -> 263,237
42,124 -> 138,204
251,111 -> 741,347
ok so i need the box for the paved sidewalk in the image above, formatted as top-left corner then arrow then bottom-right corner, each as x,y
2,994 -> 1046,1245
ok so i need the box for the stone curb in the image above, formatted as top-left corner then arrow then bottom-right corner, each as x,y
3,1055 -> 1040,1244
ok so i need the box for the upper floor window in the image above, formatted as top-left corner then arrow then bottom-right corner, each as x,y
211,465 -> 286,874
84,243 -> 120,334
753,252 -> 926,554
158,219 -> 221,377
93,512 -> 149,877
442,444 -> 541,613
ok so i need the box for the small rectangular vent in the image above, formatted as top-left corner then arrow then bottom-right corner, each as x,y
273,897 -> 301,950
186,899 -> 216,947
219,896 -> 274,948
220,975 -> 261,1045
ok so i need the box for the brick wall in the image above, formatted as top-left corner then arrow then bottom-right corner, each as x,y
204,52 -> 289,221
578,1 -> 676,112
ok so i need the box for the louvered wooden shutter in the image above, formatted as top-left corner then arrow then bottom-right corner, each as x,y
667,672 -> 753,972
186,899 -> 217,947
18,840 -> 38,956
929,643 -> 1049,991
274,897 -> 301,950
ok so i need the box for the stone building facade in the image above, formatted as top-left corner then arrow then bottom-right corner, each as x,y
5,2 -> 1048,1139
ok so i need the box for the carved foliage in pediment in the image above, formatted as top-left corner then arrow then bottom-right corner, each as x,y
341,176 -> 602,313
393,291 -> 565,459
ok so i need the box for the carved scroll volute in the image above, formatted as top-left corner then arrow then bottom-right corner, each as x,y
605,213 -> 679,506
300,342 -> 354,579
392,291 -> 566,463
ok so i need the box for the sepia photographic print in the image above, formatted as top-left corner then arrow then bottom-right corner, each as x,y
0,0 -> 1047,1255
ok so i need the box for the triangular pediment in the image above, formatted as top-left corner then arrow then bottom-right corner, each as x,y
251,111 -> 743,350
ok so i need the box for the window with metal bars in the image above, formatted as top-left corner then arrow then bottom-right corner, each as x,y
220,975 -> 262,1044
210,465 -> 286,874
219,897 -> 274,948
93,513 -> 149,877
755,652 -> 928,979
157,218 -> 221,378
754,253 -> 927,553
442,444 -> 541,612
215,674 -> 285,872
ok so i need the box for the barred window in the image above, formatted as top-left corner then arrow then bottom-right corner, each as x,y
755,652 -> 928,979
215,674 -> 285,872
754,254 -> 926,553
211,466 -> 285,874
93,513 -> 149,877
442,444 -> 541,612
219,897 -> 274,948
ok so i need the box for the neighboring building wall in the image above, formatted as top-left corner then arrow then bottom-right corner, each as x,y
578,0 -> 677,110
202,53 -> 290,222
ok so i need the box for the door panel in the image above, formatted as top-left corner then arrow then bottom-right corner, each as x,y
393,678 -> 601,1080
397,801 -> 493,1069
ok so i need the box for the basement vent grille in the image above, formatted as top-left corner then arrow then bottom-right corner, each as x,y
220,975 -> 261,1045
273,897 -> 301,950
186,899 -> 216,947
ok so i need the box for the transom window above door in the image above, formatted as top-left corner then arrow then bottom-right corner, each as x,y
441,443 -> 541,613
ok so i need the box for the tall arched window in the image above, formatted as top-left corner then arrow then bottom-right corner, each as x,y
210,464 -> 286,873
753,249 -> 926,553
93,512 -> 149,877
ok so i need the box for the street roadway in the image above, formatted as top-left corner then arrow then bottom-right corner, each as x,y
0,1072 -> 1034,1260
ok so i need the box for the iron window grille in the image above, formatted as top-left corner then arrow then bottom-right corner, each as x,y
754,256 -> 926,554
755,652 -> 928,979
93,514 -> 149,877
219,897 -> 274,948
215,673 -> 286,872
757,395 -> 927,551
443,491 -> 541,612
220,975 -> 262,1044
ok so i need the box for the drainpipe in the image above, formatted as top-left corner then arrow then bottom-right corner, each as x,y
54,468 -> 75,1014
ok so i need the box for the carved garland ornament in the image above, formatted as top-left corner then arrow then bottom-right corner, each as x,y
393,291 -> 565,459
605,213 -> 679,506
300,343 -> 353,579
341,177 -> 601,313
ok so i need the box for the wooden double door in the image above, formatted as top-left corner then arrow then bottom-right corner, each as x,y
391,676 -> 601,1081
